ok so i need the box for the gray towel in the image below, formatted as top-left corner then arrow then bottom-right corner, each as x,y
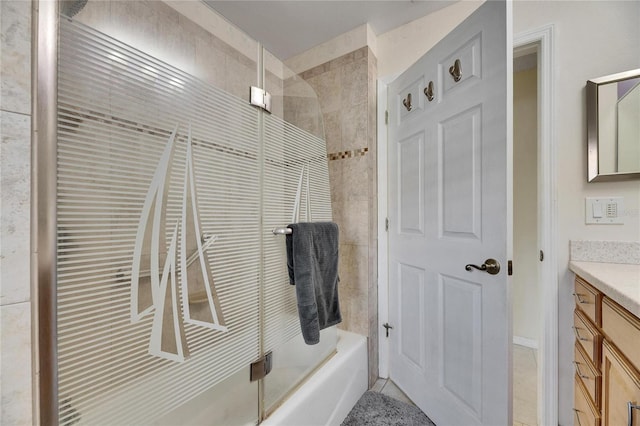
285,222 -> 341,345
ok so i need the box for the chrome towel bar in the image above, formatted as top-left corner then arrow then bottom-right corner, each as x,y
272,227 -> 292,235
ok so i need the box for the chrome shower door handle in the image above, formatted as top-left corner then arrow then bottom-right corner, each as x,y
465,258 -> 500,275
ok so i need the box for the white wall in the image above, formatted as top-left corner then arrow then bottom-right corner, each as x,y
282,0 -> 483,78
285,23 -> 374,74
513,68 -> 539,345
376,0 -> 482,78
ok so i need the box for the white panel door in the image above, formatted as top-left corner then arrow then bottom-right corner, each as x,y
388,2 -> 512,425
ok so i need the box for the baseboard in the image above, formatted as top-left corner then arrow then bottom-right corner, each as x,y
513,335 -> 538,349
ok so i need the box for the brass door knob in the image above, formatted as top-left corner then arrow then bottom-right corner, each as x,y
465,258 -> 500,275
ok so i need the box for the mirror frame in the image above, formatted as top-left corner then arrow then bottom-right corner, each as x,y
587,68 -> 640,182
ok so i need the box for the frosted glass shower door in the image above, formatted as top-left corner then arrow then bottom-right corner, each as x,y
261,50 -> 337,415
53,3 -> 337,425
56,5 -> 262,424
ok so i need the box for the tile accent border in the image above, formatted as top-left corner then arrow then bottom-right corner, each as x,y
328,147 -> 369,161
570,240 -> 640,265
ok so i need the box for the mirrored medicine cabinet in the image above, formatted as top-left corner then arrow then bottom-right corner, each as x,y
587,69 -> 640,182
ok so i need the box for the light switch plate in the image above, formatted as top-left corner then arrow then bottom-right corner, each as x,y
586,197 -> 624,224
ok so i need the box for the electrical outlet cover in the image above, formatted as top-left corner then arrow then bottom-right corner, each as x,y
585,197 -> 624,224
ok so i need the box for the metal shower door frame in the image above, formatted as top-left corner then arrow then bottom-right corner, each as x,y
34,1 -> 60,424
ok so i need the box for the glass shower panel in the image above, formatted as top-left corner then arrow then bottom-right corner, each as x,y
265,51 -> 324,140
56,3 -> 261,424
262,49 -> 337,415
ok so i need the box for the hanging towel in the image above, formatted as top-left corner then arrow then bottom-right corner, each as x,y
285,222 -> 341,345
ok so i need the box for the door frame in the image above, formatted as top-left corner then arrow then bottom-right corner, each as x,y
377,24 -> 557,426
514,24 -> 558,426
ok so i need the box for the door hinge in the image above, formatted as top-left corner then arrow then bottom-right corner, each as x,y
250,351 -> 273,382
383,322 -> 393,338
385,110 -> 389,125
508,260 -> 513,276
250,86 -> 272,113
539,250 -> 544,261
385,217 -> 389,231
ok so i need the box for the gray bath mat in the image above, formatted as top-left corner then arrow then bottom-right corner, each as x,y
341,391 -> 436,426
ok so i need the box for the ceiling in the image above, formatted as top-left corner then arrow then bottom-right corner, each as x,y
204,1 -> 455,60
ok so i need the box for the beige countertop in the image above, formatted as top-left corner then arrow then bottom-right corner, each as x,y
569,261 -> 640,318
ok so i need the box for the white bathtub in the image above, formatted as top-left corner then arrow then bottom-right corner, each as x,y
262,330 -> 368,426
155,330 -> 367,426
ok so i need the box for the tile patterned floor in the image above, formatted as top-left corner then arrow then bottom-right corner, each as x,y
373,379 -> 416,406
373,343 -> 538,426
513,344 -> 538,426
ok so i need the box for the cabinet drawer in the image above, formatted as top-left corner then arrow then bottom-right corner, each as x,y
575,341 -> 601,408
602,297 -> 640,372
601,340 -> 640,426
575,308 -> 601,366
575,276 -> 602,326
575,373 -> 601,426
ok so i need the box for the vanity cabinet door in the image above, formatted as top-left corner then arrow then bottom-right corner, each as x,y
575,309 -> 601,366
575,341 -> 602,408
576,372 -> 601,426
602,297 -> 640,372
601,340 -> 640,426
575,276 -> 602,326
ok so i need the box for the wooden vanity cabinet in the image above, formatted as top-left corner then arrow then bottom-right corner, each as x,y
601,340 -> 640,426
575,276 -> 602,326
575,372 -> 601,426
602,298 -> 640,372
574,308 -> 601,367
574,275 -> 640,426
573,277 -> 602,424
575,341 -> 601,409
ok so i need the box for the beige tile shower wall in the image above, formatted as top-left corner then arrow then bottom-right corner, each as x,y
74,1 -> 259,101
76,1 -> 287,119
282,74 -> 323,139
294,47 -> 378,386
0,1 -> 33,424
367,51 -> 378,387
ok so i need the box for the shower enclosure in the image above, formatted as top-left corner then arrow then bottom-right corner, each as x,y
38,1 -> 336,424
